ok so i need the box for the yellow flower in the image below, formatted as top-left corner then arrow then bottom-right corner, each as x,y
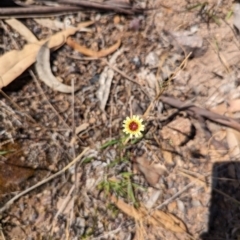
122,115 -> 145,138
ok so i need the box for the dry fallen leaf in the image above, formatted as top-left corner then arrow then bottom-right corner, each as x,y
0,162 -> 35,195
34,18 -> 93,32
97,68 -> 114,110
35,42 -> 73,93
0,143 -> 35,196
5,18 -> 38,43
145,189 -> 162,209
0,21 -> 94,89
162,149 -> 174,166
150,209 -> 187,233
226,128 -> 240,157
66,37 -> 121,57
96,47 -> 124,110
75,123 -> 90,134
135,154 -> 168,188
166,29 -> 203,57
34,18 -> 69,31
111,195 -> 187,233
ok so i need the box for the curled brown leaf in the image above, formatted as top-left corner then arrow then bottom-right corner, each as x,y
35,42 -> 73,93
0,21 -> 94,88
111,195 -> 187,233
135,154 -> 168,188
66,37 -> 121,58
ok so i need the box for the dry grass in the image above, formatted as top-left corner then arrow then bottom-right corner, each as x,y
0,0 -> 240,239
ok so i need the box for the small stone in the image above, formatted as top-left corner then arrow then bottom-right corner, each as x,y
75,217 -> 85,235
114,15 -> 120,24
177,199 -> 185,213
192,199 -> 202,207
89,117 -> 96,124
86,178 -> 96,190
145,52 -> 159,66
132,56 -> 141,68
167,201 -> 177,212
129,18 -> 141,31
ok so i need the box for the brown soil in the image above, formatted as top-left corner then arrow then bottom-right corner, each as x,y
1,0 -> 240,239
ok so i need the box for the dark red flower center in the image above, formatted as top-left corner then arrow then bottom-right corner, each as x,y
129,121 -> 138,131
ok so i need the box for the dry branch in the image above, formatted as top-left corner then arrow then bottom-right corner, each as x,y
58,0 -> 144,14
0,1 -> 145,18
160,95 -> 240,132
0,6 -> 83,18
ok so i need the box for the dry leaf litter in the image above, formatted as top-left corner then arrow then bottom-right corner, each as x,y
0,0 -> 240,239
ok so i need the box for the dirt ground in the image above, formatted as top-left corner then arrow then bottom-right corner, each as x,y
1,0 -> 240,239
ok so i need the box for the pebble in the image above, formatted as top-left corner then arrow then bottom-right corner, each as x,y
132,56 -> 141,68
85,178 -> 96,190
75,217 -> 85,235
89,117 -> 96,124
192,199 -> 202,207
114,15 -> 120,24
145,51 -> 159,66
167,201 -> 177,212
177,199 -> 185,213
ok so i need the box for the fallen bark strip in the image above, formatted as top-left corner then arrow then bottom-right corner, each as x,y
160,95 -> 240,132
0,6 -> 83,18
0,1 -> 144,18
58,0 -> 144,14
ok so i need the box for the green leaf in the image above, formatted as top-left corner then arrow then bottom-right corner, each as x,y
225,10 -> 233,20
82,157 -> 93,164
132,183 -> 147,192
0,151 -> 9,156
211,14 -> 221,26
100,139 -> 119,149
127,180 -> 136,203
121,172 -> 133,178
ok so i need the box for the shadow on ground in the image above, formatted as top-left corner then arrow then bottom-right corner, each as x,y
201,161 -> 240,240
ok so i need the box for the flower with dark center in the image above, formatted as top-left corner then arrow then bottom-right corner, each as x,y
122,115 -> 144,138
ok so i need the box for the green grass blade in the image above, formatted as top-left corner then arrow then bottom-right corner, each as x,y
100,139 -> 119,149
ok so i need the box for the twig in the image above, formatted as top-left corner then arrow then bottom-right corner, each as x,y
70,78 -> 77,228
103,58 -> 141,86
0,147 -> 89,214
54,185 -> 75,220
50,184 -> 75,236
97,48 -> 125,110
90,222 -> 123,240
143,52 -> 192,119
0,225 -> 6,240
156,182 -> 195,210
0,0 -> 145,18
160,95 -> 240,132
58,0 -> 144,14
0,6 -> 82,18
